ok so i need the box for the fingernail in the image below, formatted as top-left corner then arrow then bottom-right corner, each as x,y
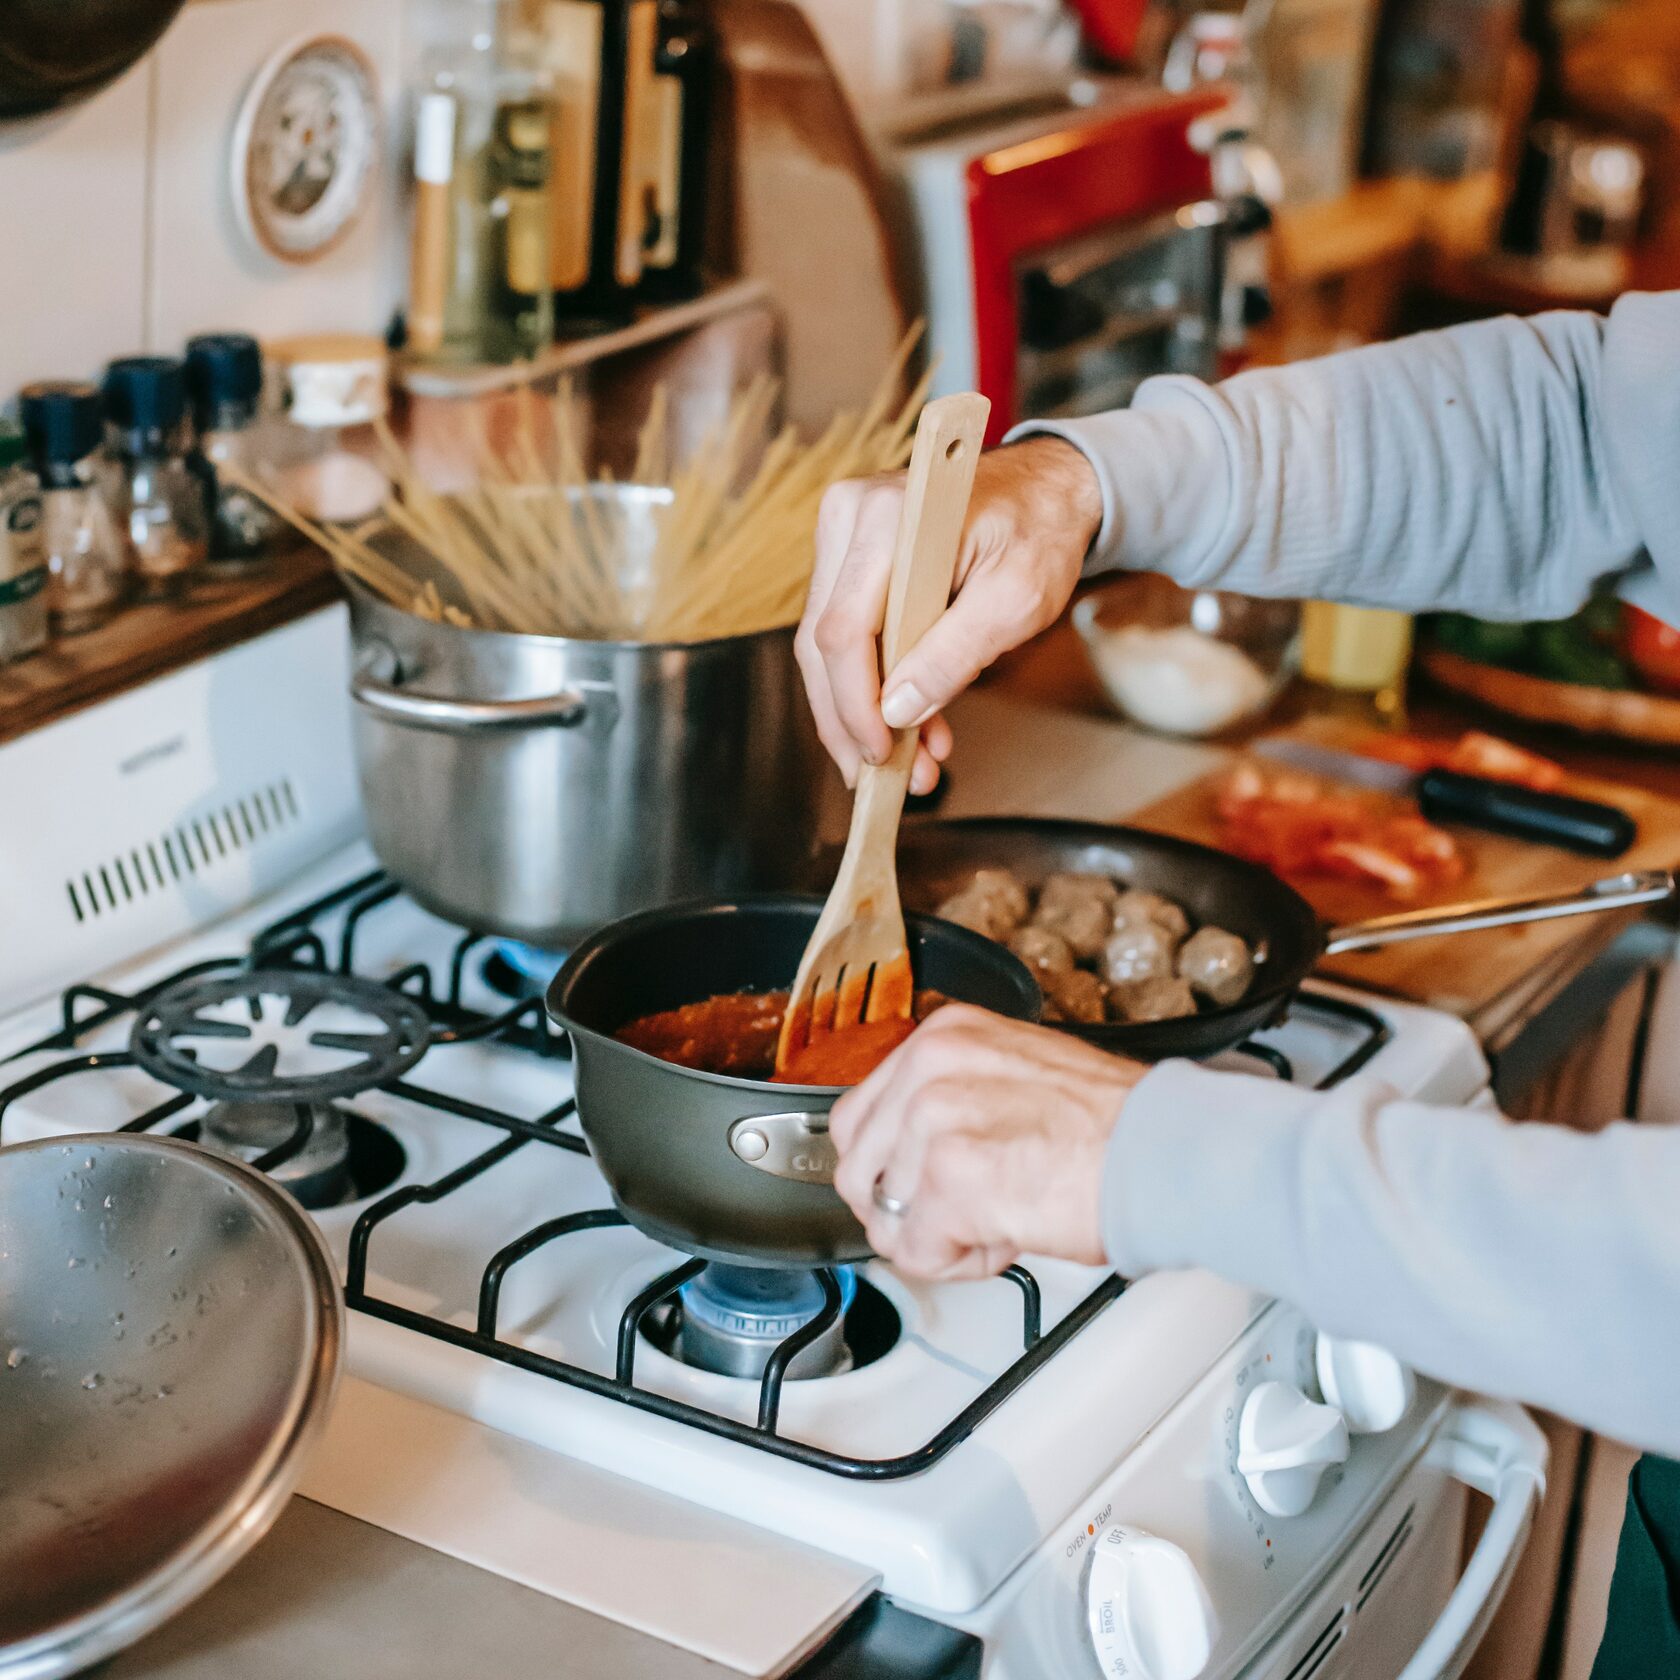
859,740 -> 886,767
881,683 -> 927,730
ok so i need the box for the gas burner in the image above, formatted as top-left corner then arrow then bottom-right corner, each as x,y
481,940 -> 566,1001
644,1264 -> 901,1381
175,1100 -> 407,1210
131,970 -> 431,1104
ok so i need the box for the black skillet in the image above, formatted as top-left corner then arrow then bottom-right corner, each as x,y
892,817 -> 1674,1061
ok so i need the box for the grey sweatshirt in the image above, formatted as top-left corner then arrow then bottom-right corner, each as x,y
1022,292 -> 1680,1455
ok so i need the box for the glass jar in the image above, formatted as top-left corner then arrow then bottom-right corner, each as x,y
269,334 -> 392,525
104,356 -> 209,600
635,0 -> 713,304
19,382 -> 129,636
0,423 -> 47,665
186,333 -> 289,571
420,0 -> 556,362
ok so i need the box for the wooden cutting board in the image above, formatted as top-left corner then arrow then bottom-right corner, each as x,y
1129,718 -> 1680,1021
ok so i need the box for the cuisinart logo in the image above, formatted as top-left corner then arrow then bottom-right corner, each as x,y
118,735 -> 188,776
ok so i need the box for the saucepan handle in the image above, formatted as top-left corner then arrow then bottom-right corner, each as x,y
727,1112 -> 837,1184
1323,870 -> 1675,956
352,661 -> 595,733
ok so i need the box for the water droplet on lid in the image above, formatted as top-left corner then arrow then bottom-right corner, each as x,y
67,1257 -> 83,1269
73,1198 -> 84,1212
112,1312 -> 124,1324
6,1347 -> 28,1369
155,1384 -> 172,1400
83,1157 -> 94,1170
102,1195 -> 114,1210
166,1247 -> 177,1258
81,1372 -> 102,1390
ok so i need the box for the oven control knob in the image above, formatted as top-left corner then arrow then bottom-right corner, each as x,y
1237,1382 -> 1350,1518
1086,1525 -> 1218,1680
1315,1334 -> 1415,1435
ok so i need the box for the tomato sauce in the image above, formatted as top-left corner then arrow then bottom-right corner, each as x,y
615,990 -> 943,1085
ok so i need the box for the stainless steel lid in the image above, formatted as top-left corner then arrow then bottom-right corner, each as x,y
0,1133 -> 343,1679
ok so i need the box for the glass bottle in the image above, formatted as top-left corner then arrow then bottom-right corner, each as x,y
19,382 -> 129,636
635,0 -> 713,303
103,356 -> 209,600
0,423 -> 47,665
423,0 -> 556,363
185,333 -> 288,572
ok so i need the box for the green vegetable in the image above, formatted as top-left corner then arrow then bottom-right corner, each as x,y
1529,618 -> 1630,688
1430,613 -> 1532,666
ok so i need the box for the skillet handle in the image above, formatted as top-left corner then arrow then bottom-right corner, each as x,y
1323,870 -> 1674,955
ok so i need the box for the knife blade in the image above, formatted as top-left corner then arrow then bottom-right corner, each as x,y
1252,737 -> 1637,857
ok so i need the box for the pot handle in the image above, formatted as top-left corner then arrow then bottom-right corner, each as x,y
1323,869 -> 1674,956
728,1113 -> 837,1184
351,666 -> 593,733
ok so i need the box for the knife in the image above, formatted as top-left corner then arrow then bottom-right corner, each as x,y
1253,737 -> 1637,857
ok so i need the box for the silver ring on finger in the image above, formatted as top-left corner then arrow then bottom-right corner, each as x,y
872,1176 -> 911,1219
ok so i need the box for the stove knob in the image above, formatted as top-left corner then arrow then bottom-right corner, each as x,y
1237,1381 -> 1350,1518
1086,1525 -> 1218,1680
1315,1334 -> 1415,1435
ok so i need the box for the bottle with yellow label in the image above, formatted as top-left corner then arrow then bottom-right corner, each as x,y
1299,600 -> 1414,721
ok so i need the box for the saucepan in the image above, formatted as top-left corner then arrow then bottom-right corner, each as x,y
547,896 -> 1041,1266
892,817 -> 1676,1060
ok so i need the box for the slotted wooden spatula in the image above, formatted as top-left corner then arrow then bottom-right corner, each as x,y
776,391 -> 991,1074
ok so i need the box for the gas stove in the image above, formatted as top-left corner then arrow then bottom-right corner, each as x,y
0,609 -> 1543,1679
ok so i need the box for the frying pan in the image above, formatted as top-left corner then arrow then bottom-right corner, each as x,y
547,896 -> 1040,1266
893,817 -> 1675,1060
0,0 -> 189,119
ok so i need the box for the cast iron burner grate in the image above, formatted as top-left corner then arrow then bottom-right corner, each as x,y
0,868 -> 1390,1481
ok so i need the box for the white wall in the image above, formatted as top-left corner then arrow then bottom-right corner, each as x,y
0,0 -> 411,400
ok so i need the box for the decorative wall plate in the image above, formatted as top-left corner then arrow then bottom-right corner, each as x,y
230,34 -> 382,265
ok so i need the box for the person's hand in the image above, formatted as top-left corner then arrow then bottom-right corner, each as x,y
796,435 -> 1102,794
828,1005 -> 1147,1279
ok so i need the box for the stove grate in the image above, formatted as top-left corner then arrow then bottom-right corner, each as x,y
0,869 -> 1391,1483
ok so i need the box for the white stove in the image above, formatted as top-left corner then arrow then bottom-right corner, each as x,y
0,608 -> 1544,1680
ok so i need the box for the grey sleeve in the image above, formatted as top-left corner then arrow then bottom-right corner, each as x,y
1104,1061 -> 1680,1456
1011,307 -> 1655,621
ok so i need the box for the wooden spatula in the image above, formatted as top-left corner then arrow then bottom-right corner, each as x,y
776,391 -> 991,1075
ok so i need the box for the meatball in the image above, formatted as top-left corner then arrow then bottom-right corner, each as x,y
1177,925 -> 1254,1006
1037,871 -> 1120,912
1042,967 -> 1106,1024
1007,924 -> 1076,982
1100,918 -> 1178,987
937,867 -> 1029,940
1112,888 -> 1190,945
1031,895 -> 1111,962
1107,976 -> 1198,1023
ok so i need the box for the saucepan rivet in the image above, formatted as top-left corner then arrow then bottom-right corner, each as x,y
733,1128 -> 770,1163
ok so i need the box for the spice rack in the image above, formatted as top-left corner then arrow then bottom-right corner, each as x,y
0,548 -> 338,749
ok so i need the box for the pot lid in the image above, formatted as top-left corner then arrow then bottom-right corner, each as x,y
0,1133 -> 343,1679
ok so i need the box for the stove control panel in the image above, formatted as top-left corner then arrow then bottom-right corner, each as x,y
1086,1525 -> 1218,1680
1236,1382 -> 1350,1519
1316,1334 -> 1416,1436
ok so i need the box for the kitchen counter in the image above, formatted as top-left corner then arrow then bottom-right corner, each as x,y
105,1498 -> 736,1680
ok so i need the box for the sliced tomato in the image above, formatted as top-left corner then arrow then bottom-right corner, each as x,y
1623,603 -> 1680,696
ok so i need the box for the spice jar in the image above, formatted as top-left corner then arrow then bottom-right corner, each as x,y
104,356 -> 209,600
0,423 -> 47,665
269,335 -> 392,524
185,333 -> 288,571
20,382 -> 129,635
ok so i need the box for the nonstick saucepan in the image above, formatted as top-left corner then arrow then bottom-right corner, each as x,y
547,895 -> 1041,1267
891,817 -> 1676,1061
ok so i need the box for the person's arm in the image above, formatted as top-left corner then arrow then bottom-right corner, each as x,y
1106,1062 -> 1680,1455
1015,308 -> 1645,620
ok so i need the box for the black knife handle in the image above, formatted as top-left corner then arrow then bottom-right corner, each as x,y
1417,769 -> 1637,857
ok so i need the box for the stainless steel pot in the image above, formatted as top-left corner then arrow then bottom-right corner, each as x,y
347,488 -> 828,948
